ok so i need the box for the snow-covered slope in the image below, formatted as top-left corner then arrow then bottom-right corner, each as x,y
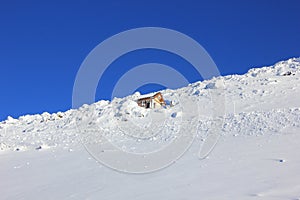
1,58 -> 300,199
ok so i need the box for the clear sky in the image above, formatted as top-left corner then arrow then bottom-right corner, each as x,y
1,0 -> 300,121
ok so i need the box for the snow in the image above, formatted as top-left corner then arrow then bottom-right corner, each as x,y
1,57 -> 300,199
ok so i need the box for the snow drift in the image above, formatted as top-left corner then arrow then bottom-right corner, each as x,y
1,57 -> 300,199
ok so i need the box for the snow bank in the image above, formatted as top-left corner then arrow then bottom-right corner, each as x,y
0,57 -> 300,152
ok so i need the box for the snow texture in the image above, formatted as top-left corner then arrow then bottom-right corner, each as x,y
1,57 -> 300,199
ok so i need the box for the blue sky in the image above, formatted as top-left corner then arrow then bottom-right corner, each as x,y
1,0 -> 300,121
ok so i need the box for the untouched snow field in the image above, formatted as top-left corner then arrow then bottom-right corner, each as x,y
1,58 -> 300,199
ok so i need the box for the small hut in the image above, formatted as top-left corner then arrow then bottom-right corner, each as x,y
137,92 -> 166,109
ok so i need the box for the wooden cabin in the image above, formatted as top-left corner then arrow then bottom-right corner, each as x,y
137,92 -> 166,109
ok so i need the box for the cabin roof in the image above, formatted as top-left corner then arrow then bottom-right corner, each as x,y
137,92 -> 162,101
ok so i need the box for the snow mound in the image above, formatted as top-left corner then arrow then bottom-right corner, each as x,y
247,57 -> 300,77
0,57 -> 300,152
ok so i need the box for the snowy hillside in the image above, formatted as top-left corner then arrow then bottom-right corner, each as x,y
1,58 -> 300,199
